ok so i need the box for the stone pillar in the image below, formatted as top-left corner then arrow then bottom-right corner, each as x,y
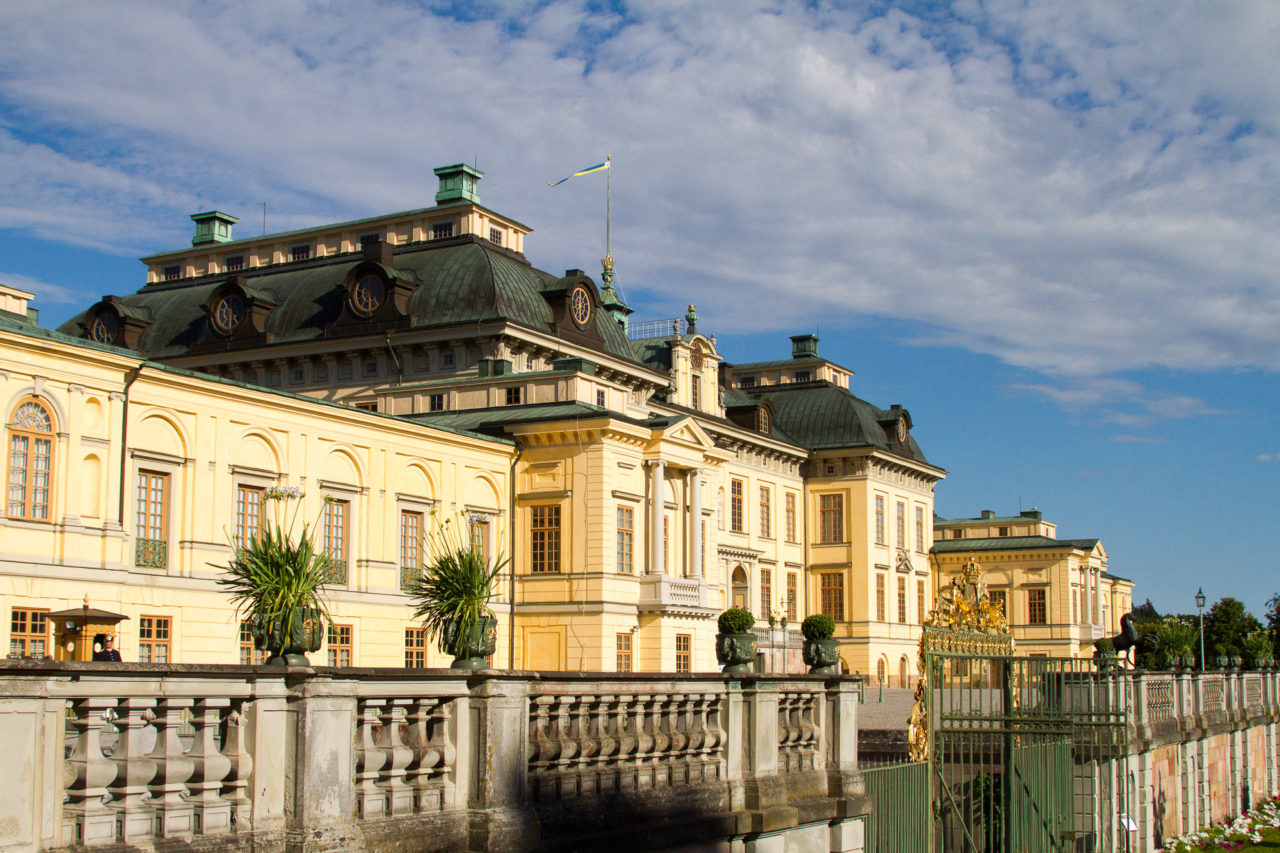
1,686 -> 71,850
467,676 -> 533,851
246,678 -> 290,836
649,459 -> 666,576
289,678 -> 359,850
690,468 -> 703,578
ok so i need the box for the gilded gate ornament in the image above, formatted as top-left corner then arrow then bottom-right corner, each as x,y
907,558 -> 1013,761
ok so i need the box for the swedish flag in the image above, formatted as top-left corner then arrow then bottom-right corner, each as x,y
548,158 -> 610,187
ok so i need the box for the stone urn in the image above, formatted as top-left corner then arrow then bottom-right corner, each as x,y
1230,655 -> 1244,670
252,607 -> 325,666
803,638 -> 841,675
1214,655 -> 1230,670
1180,653 -> 1196,671
716,633 -> 757,674
442,616 -> 497,669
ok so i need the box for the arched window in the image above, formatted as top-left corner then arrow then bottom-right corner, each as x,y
899,655 -> 910,688
732,565 -> 749,611
876,657 -> 887,686
7,398 -> 55,521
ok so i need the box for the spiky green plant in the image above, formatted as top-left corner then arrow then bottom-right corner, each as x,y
1155,616 -> 1199,659
407,512 -> 509,662
216,487 -> 333,656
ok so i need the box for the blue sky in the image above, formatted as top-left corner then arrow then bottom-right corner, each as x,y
1,1 -> 1277,620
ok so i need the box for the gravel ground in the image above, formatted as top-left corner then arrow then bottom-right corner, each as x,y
854,687 -> 916,730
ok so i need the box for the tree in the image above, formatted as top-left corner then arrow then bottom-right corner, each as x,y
1202,597 -> 1261,661
1267,593 -> 1280,648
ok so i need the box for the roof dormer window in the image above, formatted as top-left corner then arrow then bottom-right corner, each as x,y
290,244 -> 311,262
432,221 -> 455,240
163,265 -> 181,282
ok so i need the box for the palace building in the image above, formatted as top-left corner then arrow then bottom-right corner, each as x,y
2,164 -> 951,675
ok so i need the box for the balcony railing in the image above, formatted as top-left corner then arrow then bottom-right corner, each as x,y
134,537 -> 167,569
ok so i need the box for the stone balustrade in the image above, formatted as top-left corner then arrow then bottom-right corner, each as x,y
0,662 -> 868,853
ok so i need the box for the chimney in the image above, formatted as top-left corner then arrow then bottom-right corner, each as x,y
433,163 -> 484,204
790,333 -> 818,358
190,211 -> 239,246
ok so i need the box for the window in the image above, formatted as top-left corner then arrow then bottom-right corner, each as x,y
759,486 -> 771,538
359,233 -> 381,248
616,506 -> 633,573
740,375 -> 756,388
675,633 -> 691,673
785,493 -> 797,542
163,265 -> 181,281
327,624 -> 352,667
989,589 -> 1006,617
442,352 -> 455,368
353,401 -> 377,412
917,579 -> 926,621
596,390 -> 605,407
234,485 -> 264,547
874,496 -> 886,545
291,368 -> 304,384
290,244 -> 311,262
896,501 -> 906,549
530,506 -> 560,573
135,471 -> 169,568
526,355 -> 535,370
897,577 -> 907,624
363,360 -> 378,377
786,572 -> 797,622
876,574 -> 886,622
428,393 -> 445,412
616,633 -> 632,672
9,608 -> 48,659
399,510 -> 423,591
138,615 -> 171,663
663,514 -> 670,568
915,507 -> 925,553
1028,589 -> 1047,625
691,375 -> 701,409
239,621 -> 266,664
877,658 -> 887,685
951,529 -> 963,539
793,370 -> 810,382
321,499 -> 349,583
469,516 -> 489,565
756,407 -> 771,433
225,255 -> 244,272
730,479 -> 744,532
505,387 -> 522,405
819,494 -> 843,544
760,568 -> 772,619
820,573 -> 845,622
7,398 -> 54,521
405,627 -> 427,668
489,227 -> 503,245
431,222 -> 454,240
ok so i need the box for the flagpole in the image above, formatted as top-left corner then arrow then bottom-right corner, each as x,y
605,155 -> 611,260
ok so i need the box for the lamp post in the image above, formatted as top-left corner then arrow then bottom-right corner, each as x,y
1195,587 -> 1207,672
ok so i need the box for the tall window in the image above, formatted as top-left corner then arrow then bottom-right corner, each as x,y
616,633 -> 632,672
616,506 -> 633,573
239,621 -> 266,664
505,387 -> 521,405
675,634 -> 691,673
691,375 -> 701,410
759,486 -> 771,538
9,608 -> 48,659
135,471 -> 169,568
989,589 -> 1007,617
917,579 -> 926,622
760,568 -> 772,619
469,516 -> 489,565
663,514 -> 670,568
874,495 -> 886,545
876,573 -> 886,622
321,499 -> 348,583
786,572 -> 798,622
820,573 -> 845,622
405,627 -> 426,667
896,501 -> 906,549
897,577 -> 907,624
327,624 -> 352,667
7,398 -> 54,521
138,615 -> 171,663
400,510 -> 423,591
234,485 -> 264,547
819,494 -> 843,544
1028,589 -> 1047,625
784,493 -> 797,542
730,479 -> 744,532
530,506 -> 560,573
915,506 -> 925,553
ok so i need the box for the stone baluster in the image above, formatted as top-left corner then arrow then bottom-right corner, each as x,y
187,698 -> 233,835
404,696 -> 435,812
65,697 -> 120,846
530,695 -> 557,800
108,697 -> 159,842
378,700 -> 415,815
631,694 -> 652,790
595,694 -> 618,785
149,698 -> 196,838
220,704 -> 253,830
574,695 -> 598,796
412,696 -> 457,812
355,698 -> 387,817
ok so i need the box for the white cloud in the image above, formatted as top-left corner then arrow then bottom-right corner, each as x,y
0,270 -> 93,307
1,1 -> 1279,423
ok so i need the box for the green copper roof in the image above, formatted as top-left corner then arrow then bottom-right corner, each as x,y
59,237 -> 640,365
931,536 -> 1100,554
408,401 -> 638,434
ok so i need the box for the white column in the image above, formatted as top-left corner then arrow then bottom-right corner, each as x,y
650,460 -> 666,576
1093,569 -> 1101,627
690,468 -> 703,578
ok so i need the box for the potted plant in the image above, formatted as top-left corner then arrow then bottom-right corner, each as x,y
1154,617 -> 1197,672
1093,637 -> 1119,673
801,614 -> 839,674
716,608 -> 757,674
1212,643 -> 1230,670
1242,630 -> 1274,670
218,487 -> 332,666
406,512 -> 509,669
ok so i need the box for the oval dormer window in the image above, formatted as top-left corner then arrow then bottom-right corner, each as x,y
212,294 -> 245,335
90,313 -> 118,345
351,274 -> 385,317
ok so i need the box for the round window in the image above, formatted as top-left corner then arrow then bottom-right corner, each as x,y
90,313 -> 118,344
351,274 -> 385,316
212,294 -> 245,334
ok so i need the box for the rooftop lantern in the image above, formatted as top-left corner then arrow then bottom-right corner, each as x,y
190,211 -> 239,246
433,163 -> 484,204
790,333 -> 819,358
